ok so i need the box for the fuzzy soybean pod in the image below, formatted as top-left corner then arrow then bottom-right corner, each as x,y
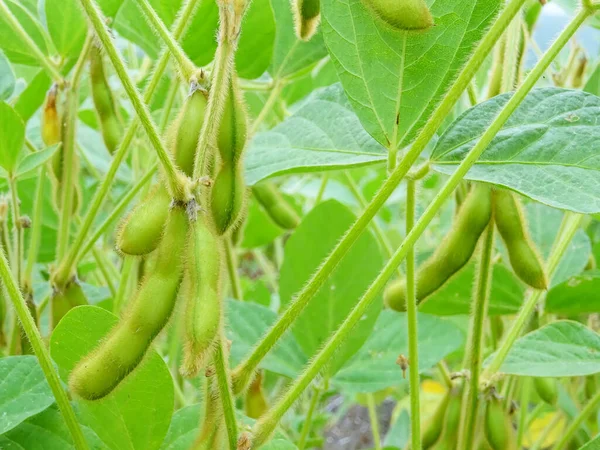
421,389 -> 451,449
484,397 -> 517,450
117,184 -> 171,255
181,216 -> 222,377
69,206 -> 188,400
210,76 -> 248,235
533,377 -> 558,405
90,45 -> 122,154
245,371 -> 268,419
493,190 -> 547,290
293,0 -> 320,41
385,184 -> 492,312
362,0 -> 433,31
51,279 -> 88,330
430,386 -> 462,450
252,182 -> 300,230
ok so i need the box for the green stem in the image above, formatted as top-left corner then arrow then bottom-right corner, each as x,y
297,387 -> 321,450
516,378 -> 531,449
54,0 -> 198,284
158,79 -> 180,133
135,0 -> 196,80
8,178 -> 22,284
405,179 -> 421,450
253,250 -> 278,293
214,334 -> 238,450
366,394 -> 381,450
459,219 -> 495,450
246,10 -> 586,445
250,81 -> 284,135
551,388 -> 600,450
482,213 -> 584,380
229,0 -> 547,397
467,82 -> 478,106
501,14 -> 521,92
0,0 -> 63,84
437,361 -> 453,389
113,256 -> 134,314
91,246 -> 117,297
314,174 -> 329,205
225,237 -> 243,301
23,166 -> 46,290
0,250 -> 88,449
77,0 -> 183,199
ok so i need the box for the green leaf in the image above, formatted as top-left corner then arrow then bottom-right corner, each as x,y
280,199 -> 384,377
0,101 -> 25,174
321,0 -> 501,148
0,405 -> 106,450
0,51 -> 15,100
245,84 -> 387,185
431,88 -> 600,214
226,299 -> 307,379
546,270 -> 600,316
0,1 -> 49,66
270,0 -> 328,79
419,262 -> 524,316
240,197 -> 284,248
45,0 -> 87,58
50,306 -> 174,450
579,434 -> 600,450
0,356 -> 56,435
584,62 -> 600,97
15,144 -> 59,178
235,0 -> 275,79
487,321 -> 600,377
181,0 -> 219,66
332,311 -> 464,393
159,404 -> 202,450
14,69 -> 51,122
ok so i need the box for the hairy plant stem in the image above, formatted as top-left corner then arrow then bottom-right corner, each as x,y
458,220 -> 495,450
134,0 -> 196,81
367,394 -> 381,450
297,387 -> 322,450
245,10 -> 586,446
405,179 -> 421,450
78,0 -> 185,200
214,334 -> 238,450
8,178 -> 22,284
231,0 -> 529,395
516,378 -> 531,449
0,250 -> 88,449
53,0 -> 199,284
552,390 -> 600,450
0,0 -> 64,84
250,80 -> 284,135
225,237 -> 243,301
91,246 -> 117,296
23,167 -> 46,291
482,212 -> 584,380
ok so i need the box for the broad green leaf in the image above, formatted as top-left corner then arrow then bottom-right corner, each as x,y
584,63 -> 600,96
579,434 -> 600,450
419,262 -> 524,316
332,311 -> 464,393
0,1 -> 49,66
431,88 -> 600,214
234,0 -> 275,79
0,101 -> 25,174
280,199 -> 384,377
487,321 -> 600,377
50,306 -> 174,450
226,299 -> 307,379
245,84 -> 387,185
0,406 -> 106,450
15,144 -> 59,177
0,356 -> 56,435
270,0 -> 328,79
546,271 -> 600,315
45,0 -> 86,58
321,0 -> 501,148
240,197 -> 284,249
14,69 -> 51,122
0,51 -> 15,100
159,405 -> 202,450
181,0 -> 219,67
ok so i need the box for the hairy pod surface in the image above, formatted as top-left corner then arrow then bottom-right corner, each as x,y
362,0 -> 433,31
294,0 -> 321,41
493,190 -> 547,290
421,389 -> 451,449
533,377 -> 558,405
69,207 -> 188,400
90,45 -> 122,155
252,182 -> 300,230
385,184 -> 492,312
181,216 -> 222,377
170,86 -> 208,176
430,386 -> 462,449
211,165 -> 245,235
117,184 -> 171,255
484,397 -> 516,450
245,371 -> 268,419
51,279 -> 88,331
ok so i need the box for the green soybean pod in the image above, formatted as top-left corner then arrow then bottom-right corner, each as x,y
211,167 -> 245,235
493,190 -> 547,290
533,377 -> 558,405
431,385 -> 462,450
421,389 -> 451,449
252,182 -> 300,230
362,0 -> 433,31
117,184 -> 171,255
51,279 -> 88,330
181,216 -> 222,377
385,184 -> 492,312
169,86 -> 208,176
484,397 -> 516,450
69,207 -> 188,400
90,45 -> 122,155
293,0 -> 321,41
